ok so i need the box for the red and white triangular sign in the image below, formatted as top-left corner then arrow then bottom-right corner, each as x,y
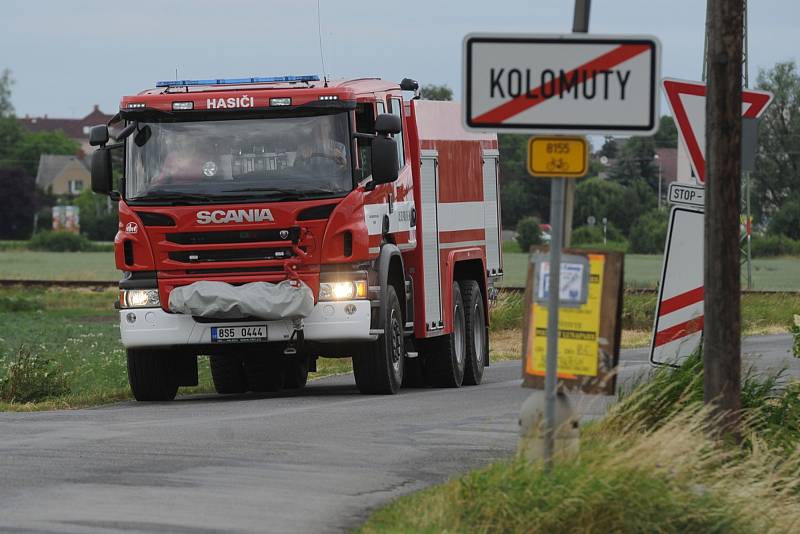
662,78 -> 773,184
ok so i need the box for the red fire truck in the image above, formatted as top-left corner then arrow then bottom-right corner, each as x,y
89,75 -> 502,401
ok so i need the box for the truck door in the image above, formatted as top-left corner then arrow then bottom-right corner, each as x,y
482,149 -> 502,276
420,150 -> 443,332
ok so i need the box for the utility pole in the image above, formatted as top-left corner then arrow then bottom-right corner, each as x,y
704,0 -> 743,434
562,0 -> 590,247
742,0 -> 753,290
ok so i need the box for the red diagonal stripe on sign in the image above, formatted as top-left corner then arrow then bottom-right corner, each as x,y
472,43 -> 652,124
658,286 -> 704,317
655,316 -> 704,348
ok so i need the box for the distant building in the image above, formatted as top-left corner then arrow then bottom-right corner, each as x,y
35,155 -> 90,196
19,105 -> 113,156
654,147 -> 678,187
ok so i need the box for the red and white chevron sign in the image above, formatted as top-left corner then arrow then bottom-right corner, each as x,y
463,33 -> 660,134
650,207 -> 705,365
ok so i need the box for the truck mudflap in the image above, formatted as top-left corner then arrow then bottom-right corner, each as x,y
168,280 -> 314,320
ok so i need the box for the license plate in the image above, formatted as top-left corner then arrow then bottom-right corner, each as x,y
211,325 -> 267,343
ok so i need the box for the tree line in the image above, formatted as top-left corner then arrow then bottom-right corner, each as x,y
423,61 -> 800,255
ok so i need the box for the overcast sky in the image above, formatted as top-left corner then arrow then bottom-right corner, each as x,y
0,0 -> 796,119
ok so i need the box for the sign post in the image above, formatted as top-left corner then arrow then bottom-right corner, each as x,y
543,178 -> 565,466
654,79 -> 773,366
462,13 -> 660,470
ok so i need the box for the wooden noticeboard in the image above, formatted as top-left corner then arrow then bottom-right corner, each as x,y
522,248 -> 624,396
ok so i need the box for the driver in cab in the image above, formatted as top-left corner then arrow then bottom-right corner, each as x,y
150,137 -> 216,187
293,119 -> 347,171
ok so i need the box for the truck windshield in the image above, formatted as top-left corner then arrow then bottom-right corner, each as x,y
125,113 -> 352,202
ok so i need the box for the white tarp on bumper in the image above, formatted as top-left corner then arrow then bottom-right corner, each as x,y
168,280 -> 314,320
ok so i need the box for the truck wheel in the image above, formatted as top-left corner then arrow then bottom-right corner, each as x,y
209,355 -> 247,394
282,354 -> 309,389
353,285 -> 404,394
127,348 -> 178,401
243,354 -> 283,393
423,282 -> 466,388
461,280 -> 487,386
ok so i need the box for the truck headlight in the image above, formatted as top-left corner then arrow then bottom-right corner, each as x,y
119,289 -> 161,308
319,281 -> 367,301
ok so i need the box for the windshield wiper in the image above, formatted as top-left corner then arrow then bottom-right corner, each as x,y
221,187 -> 339,199
132,192 -> 218,204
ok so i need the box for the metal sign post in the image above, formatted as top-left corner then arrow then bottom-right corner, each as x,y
462,0 -> 660,472
543,177 -> 565,469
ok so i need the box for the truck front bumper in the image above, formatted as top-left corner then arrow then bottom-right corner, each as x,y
119,300 -> 376,348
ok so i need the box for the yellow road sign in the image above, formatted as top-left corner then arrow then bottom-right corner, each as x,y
527,136 -> 588,178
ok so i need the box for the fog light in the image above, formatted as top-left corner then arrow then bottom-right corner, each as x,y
172,101 -> 194,110
344,304 -> 356,315
126,312 -> 137,324
269,97 -> 291,106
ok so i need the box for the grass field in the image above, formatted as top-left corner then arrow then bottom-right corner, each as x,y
0,286 -> 353,411
501,252 -> 800,290
3,249 -> 799,291
0,251 -> 119,281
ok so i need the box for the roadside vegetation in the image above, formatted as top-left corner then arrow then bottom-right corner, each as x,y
0,286 -> 352,410
360,354 -> 800,533
487,290 -> 800,360
0,284 -> 796,411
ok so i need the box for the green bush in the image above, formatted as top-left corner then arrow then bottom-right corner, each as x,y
768,195 -> 800,240
571,223 -> 625,244
0,346 -> 70,403
0,296 -> 43,312
750,234 -> 800,257
515,216 -> 543,252
74,189 -> 119,241
629,209 -> 669,254
502,240 -> 522,254
28,231 -> 92,252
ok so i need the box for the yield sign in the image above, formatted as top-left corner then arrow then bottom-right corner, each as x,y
662,78 -> 773,184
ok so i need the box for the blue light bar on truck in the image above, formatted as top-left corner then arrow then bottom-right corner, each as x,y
155,75 -> 320,88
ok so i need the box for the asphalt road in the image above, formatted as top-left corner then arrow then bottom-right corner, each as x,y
0,334 -> 794,534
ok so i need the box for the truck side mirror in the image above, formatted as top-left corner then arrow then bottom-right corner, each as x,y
89,125 -> 109,147
91,147 -> 113,195
370,135 -> 399,186
375,114 -> 401,135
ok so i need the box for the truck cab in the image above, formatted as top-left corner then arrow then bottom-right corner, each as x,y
91,75 -> 501,401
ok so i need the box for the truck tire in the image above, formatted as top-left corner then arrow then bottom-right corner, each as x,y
209,355 -> 247,394
423,282 -> 466,388
282,354 -> 309,389
243,355 -> 283,393
353,285 -> 404,394
461,279 -> 487,386
127,348 -> 179,401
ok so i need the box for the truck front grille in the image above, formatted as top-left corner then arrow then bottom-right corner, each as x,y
166,227 -> 300,245
169,247 -> 294,263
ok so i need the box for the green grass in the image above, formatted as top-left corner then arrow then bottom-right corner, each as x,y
2,249 -> 799,291
491,290 -> 800,338
501,252 -> 800,290
0,286 -> 355,411
360,355 -> 800,534
0,251 -> 119,281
